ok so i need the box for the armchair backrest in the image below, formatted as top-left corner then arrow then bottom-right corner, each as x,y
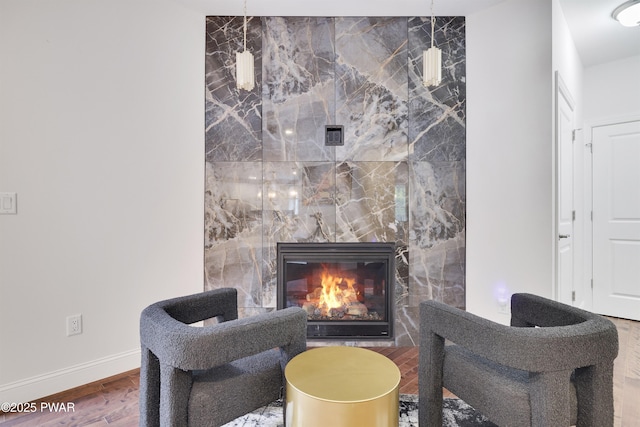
140,288 -> 307,370
420,293 -> 618,372
419,293 -> 619,427
511,293 -> 593,328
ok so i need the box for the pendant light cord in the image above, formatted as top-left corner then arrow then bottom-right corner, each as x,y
430,0 -> 435,49
243,0 -> 248,52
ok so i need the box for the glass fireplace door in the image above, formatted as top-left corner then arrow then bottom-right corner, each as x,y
277,242 -> 394,339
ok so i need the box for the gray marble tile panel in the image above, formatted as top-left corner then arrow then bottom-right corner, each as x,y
262,17 -> 335,162
335,17 -> 409,162
409,160 -> 465,309
204,162 -> 264,308
205,16 -> 262,162
335,161 -> 409,244
408,17 -> 465,163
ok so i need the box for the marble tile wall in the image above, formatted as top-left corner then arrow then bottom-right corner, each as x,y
204,16 -> 465,345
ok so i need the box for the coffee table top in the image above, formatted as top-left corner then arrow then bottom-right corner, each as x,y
284,346 -> 401,403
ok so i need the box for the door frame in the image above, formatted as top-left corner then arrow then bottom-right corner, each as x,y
553,71 -> 576,303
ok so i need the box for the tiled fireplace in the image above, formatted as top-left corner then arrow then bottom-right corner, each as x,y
204,16 -> 466,346
278,242 -> 395,339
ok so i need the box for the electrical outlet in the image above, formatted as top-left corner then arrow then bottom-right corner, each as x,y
498,300 -> 509,315
66,314 -> 82,336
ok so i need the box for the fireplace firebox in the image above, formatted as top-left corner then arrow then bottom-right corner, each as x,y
277,242 -> 394,339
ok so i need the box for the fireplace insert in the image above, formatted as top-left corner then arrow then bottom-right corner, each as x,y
277,242 -> 394,339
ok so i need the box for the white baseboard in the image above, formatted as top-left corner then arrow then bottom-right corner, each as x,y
0,349 -> 141,404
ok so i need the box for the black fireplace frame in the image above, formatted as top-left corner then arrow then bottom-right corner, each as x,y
277,242 -> 395,340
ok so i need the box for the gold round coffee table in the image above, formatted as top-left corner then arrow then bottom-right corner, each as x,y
284,346 -> 401,427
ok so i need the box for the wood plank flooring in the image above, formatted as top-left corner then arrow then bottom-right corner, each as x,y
610,317 -> 640,427
2,317 -> 639,426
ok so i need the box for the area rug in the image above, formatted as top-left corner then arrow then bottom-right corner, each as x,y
222,394 -> 497,427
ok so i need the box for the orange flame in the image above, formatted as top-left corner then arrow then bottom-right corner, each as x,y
317,271 -> 358,313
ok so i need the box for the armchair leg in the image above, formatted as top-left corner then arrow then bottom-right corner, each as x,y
419,331 -> 445,426
140,347 -> 160,427
574,364 -> 615,427
529,371 -> 572,427
159,363 -> 192,427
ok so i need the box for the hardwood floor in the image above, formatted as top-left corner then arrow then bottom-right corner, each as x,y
2,317 -> 639,426
610,317 -> 640,427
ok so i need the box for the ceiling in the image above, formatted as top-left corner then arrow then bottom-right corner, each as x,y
559,0 -> 640,66
175,0 -> 640,67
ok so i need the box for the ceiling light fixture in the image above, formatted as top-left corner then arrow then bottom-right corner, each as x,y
423,0 -> 442,87
236,0 -> 255,91
613,0 -> 640,27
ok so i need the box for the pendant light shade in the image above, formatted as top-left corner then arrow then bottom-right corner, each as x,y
236,0 -> 255,91
422,0 -> 442,88
423,46 -> 442,87
236,50 -> 255,91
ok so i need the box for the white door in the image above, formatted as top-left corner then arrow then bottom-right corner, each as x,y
592,120 -> 640,321
556,73 -> 575,305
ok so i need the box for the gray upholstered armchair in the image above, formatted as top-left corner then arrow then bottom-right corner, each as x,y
139,288 -> 307,427
419,293 -> 619,427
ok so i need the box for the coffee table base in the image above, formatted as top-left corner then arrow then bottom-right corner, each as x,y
284,347 -> 400,427
286,386 -> 399,427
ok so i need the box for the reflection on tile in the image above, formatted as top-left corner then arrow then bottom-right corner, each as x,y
204,162 -> 264,307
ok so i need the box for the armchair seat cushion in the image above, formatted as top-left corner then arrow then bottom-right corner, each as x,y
444,344 -> 577,426
189,349 -> 283,425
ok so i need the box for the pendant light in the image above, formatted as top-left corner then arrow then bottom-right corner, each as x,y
423,0 -> 442,87
236,0 -> 255,91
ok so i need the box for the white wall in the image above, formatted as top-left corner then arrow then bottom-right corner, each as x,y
584,55 -> 640,122
0,0 -> 205,402
552,0 -> 583,122
466,0 -> 554,322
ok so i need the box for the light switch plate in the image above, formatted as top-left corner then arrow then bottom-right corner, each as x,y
0,192 -> 17,214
